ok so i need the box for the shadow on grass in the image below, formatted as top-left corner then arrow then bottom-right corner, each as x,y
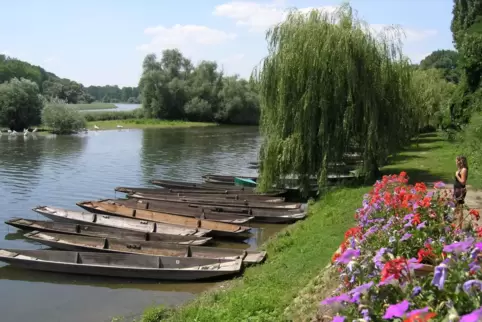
412,136 -> 446,145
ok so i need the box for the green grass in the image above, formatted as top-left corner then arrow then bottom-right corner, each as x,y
87,119 -> 217,130
138,131 -> 460,322
60,102 -> 117,110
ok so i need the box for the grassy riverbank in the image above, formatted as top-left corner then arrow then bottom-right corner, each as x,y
87,119 -> 216,130
138,132 -> 457,322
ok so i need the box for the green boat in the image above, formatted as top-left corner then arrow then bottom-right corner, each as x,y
234,177 -> 258,188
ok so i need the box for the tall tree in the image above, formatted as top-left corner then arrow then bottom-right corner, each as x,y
419,50 -> 460,83
253,5 -> 418,193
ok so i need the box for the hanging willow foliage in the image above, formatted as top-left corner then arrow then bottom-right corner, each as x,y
253,4 -> 419,193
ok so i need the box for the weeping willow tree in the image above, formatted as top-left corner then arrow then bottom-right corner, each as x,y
253,4 -> 419,193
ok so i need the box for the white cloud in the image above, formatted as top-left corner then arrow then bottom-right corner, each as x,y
370,24 -> 437,43
137,24 -> 237,52
213,1 -> 337,32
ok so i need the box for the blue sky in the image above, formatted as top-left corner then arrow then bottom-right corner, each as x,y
0,0 -> 454,87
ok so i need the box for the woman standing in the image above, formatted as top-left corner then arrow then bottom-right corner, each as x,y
454,155 -> 469,229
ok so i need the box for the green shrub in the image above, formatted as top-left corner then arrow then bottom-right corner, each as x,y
0,78 -> 44,130
42,103 -> 86,134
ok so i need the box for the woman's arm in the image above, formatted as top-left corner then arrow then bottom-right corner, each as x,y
457,168 -> 468,185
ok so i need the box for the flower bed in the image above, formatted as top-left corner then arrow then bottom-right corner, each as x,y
321,172 -> 482,321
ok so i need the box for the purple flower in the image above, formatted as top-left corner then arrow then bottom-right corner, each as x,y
475,242 -> 482,251
336,248 -> 360,264
373,248 -> 387,269
378,275 -> 395,286
443,238 -> 475,254
361,309 -> 370,321
400,233 -> 412,241
431,263 -> 448,290
403,213 -> 414,221
416,221 -> 426,230
411,286 -> 422,297
463,280 -> 482,296
434,181 -> 446,189
460,307 -> 482,322
350,281 -> 374,294
383,300 -> 410,319
404,222 -> 413,228
320,293 -> 351,305
332,316 -> 345,322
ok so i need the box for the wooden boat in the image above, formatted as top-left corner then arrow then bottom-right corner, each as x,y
5,218 -> 212,245
32,206 -> 211,237
77,200 -> 253,225
25,231 -> 266,265
74,201 -> 252,240
150,179 -> 286,196
127,193 -> 301,210
202,174 -> 257,184
234,177 -> 258,188
115,186 -> 285,198
119,197 -> 307,224
0,249 -> 242,281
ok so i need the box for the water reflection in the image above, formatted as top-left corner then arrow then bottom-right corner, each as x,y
0,126 -> 275,322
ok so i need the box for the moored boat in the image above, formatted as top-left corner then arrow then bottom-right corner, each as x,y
77,200 -> 253,225
234,177 -> 258,188
32,206 -> 211,237
0,249 -> 242,281
5,218 -> 212,245
74,200 -> 252,240
24,231 -> 266,265
202,174 -> 257,184
126,193 -> 301,210
120,197 -> 307,224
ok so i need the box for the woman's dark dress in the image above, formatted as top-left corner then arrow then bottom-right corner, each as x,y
454,169 -> 467,205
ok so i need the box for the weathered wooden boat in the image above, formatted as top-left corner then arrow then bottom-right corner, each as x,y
74,201 -> 253,240
202,174 -> 257,184
118,197 -> 307,224
77,200 -> 252,225
0,249 -> 242,281
150,179 -> 286,196
115,186 -> 285,198
5,218 -> 212,245
25,231 -> 266,265
32,206 -> 211,237
126,193 -> 302,210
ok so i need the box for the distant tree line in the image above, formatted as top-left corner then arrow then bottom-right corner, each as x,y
85,85 -> 140,104
139,49 -> 260,124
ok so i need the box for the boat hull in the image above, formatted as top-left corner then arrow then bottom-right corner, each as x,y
5,218 -> 212,245
0,249 -> 242,281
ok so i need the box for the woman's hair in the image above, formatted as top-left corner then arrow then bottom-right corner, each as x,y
456,155 -> 469,169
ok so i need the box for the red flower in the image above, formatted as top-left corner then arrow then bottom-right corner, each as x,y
404,311 -> 437,322
417,244 -> 435,263
331,252 -> 341,264
381,258 -> 409,282
412,214 -> 422,226
469,209 -> 480,221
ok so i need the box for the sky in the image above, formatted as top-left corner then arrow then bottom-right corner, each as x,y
0,0 -> 455,87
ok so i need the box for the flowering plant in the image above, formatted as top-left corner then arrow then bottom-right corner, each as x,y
321,172 -> 482,321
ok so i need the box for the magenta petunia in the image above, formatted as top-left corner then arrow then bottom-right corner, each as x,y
383,300 -> 410,319
336,248 -> 360,264
460,307 -> 482,322
443,238 -> 475,254
320,293 -> 351,306
332,316 -> 345,322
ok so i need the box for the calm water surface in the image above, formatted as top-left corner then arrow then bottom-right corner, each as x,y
0,126 -> 282,322
80,103 -> 141,113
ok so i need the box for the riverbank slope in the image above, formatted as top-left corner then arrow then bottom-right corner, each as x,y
140,131 -> 458,322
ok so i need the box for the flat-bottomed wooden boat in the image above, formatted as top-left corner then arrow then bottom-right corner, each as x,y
32,206 -> 211,237
115,186 -> 285,199
0,249 -> 242,281
5,218 -> 212,245
118,197 -> 307,224
74,201 -> 253,240
25,231 -> 266,265
77,200 -> 253,225
127,193 -> 301,210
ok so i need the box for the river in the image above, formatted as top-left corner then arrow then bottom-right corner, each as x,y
0,126 -> 282,322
